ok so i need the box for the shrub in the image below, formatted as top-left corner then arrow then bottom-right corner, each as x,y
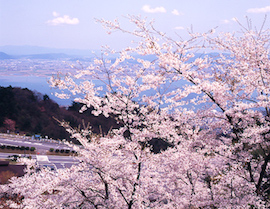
60,149 -> 64,153
0,145 -> 5,149
30,147 -> 35,151
55,149 -> 59,153
49,148 -> 54,152
65,149 -> 70,153
25,147 -> 29,150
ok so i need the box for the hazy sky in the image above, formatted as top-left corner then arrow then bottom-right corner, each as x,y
1,0 -> 270,51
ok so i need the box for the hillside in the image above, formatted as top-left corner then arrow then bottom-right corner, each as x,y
0,52 -> 13,60
0,86 -> 120,142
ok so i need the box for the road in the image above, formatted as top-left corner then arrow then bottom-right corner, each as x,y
0,134 -> 80,169
0,134 -> 77,154
0,152 -> 79,169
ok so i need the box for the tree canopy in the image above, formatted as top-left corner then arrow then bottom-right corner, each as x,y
2,16 -> 270,208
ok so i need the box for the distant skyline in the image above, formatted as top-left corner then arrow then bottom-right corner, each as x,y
1,1 -> 270,51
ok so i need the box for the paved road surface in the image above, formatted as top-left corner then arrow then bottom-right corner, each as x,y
0,152 -> 79,169
0,134 -> 77,154
0,134 -> 81,169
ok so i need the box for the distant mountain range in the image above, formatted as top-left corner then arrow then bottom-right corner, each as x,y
0,45 -> 225,63
0,45 -> 96,57
0,46 -> 157,62
0,52 -> 13,60
0,51 -> 79,60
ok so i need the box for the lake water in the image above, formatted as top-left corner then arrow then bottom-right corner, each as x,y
0,74 -> 199,109
0,75 -> 73,106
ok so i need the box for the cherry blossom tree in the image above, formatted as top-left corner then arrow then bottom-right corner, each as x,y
2,16 -> 270,208
3,118 -> 16,132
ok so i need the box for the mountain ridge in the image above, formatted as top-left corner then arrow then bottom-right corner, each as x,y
0,45 -> 96,57
0,52 -> 13,60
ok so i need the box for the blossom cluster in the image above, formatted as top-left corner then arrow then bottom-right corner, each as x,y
2,16 -> 270,208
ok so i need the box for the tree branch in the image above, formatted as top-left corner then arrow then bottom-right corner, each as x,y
256,150 -> 270,194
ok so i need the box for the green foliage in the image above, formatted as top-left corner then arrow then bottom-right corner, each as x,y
0,86 -> 120,142
8,155 -> 20,162
43,94 -> 50,101
0,86 -> 17,126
